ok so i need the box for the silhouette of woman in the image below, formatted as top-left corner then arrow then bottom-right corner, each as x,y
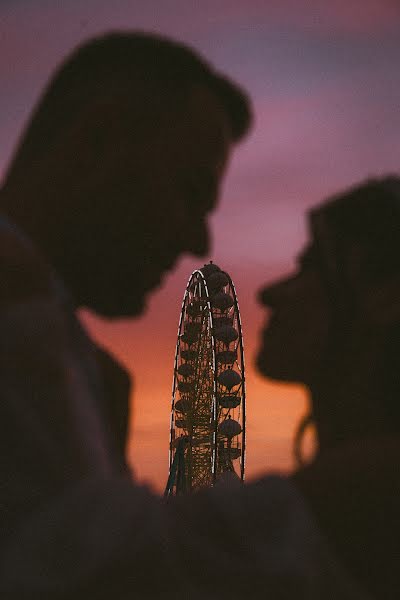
257,176 -> 400,599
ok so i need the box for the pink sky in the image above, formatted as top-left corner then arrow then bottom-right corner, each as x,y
1,0 -> 399,491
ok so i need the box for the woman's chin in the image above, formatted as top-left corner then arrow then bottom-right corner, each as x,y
256,349 -> 305,384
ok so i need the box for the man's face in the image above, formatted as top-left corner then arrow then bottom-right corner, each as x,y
256,245 -> 332,384
90,84 -> 233,317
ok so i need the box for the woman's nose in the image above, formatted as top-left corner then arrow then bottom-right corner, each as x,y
258,277 -> 291,307
258,284 -> 276,307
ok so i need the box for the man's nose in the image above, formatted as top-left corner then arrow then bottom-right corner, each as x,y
186,220 -> 210,258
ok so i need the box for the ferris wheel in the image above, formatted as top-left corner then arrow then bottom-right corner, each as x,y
165,262 -> 246,496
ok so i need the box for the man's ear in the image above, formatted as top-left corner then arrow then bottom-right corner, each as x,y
64,99 -> 128,174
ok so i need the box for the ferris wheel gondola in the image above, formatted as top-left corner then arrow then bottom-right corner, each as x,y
165,262 -> 246,496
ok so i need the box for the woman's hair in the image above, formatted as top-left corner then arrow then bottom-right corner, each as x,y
309,176 -> 400,310
295,176 -> 400,463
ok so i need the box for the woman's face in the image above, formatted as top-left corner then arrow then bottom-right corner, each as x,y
256,244 -> 332,385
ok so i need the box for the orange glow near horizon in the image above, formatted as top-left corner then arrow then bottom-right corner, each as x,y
83,260 -> 312,493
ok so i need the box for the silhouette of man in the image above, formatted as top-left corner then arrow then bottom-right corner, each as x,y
0,32 -> 250,472
257,177 -> 400,598
0,33 -> 365,600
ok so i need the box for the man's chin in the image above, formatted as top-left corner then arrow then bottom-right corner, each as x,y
89,293 -> 149,320
87,270 -> 167,319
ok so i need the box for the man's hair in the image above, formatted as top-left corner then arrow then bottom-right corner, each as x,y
6,32 -> 252,180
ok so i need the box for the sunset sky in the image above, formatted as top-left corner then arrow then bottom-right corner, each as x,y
1,0 -> 400,491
